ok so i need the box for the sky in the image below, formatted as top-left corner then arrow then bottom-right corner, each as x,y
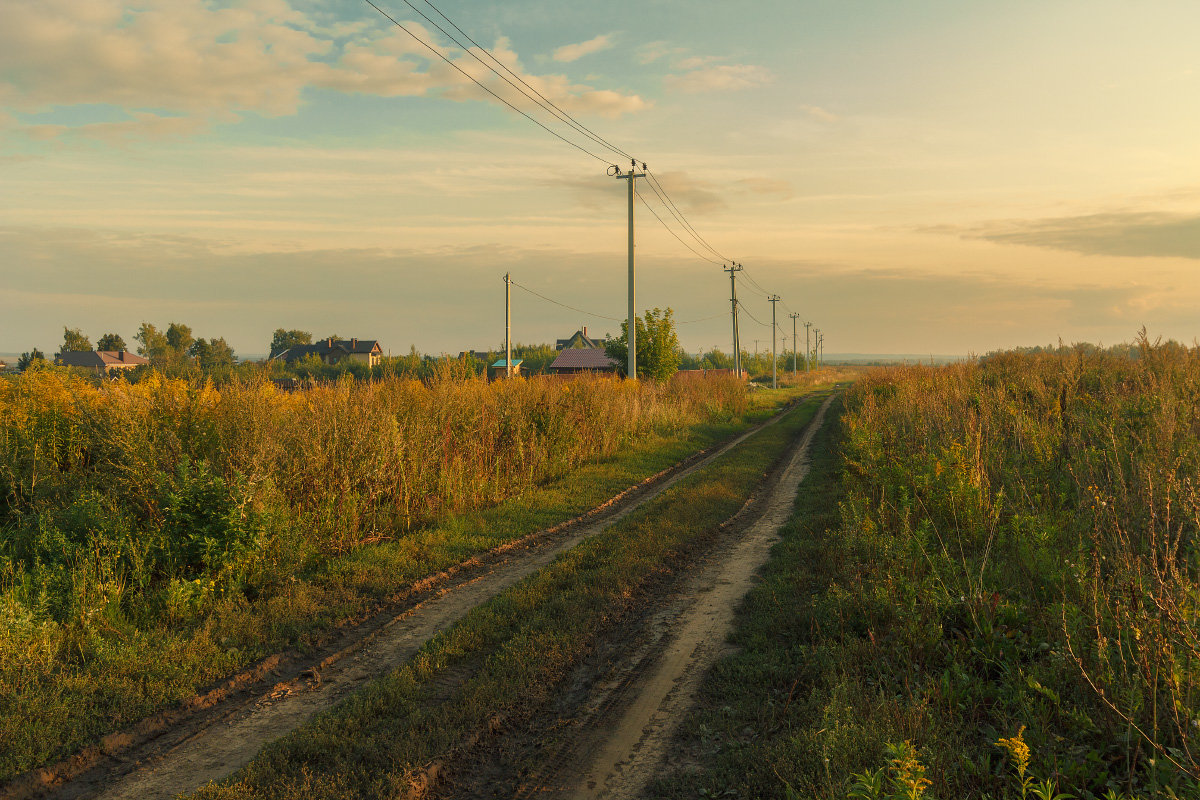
2,0 -> 1199,358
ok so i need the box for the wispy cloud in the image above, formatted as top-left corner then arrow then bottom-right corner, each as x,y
636,40 -> 686,65
552,34 -> 615,63
0,0 -> 647,141
799,104 -> 838,124
664,63 -> 773,94
957,211 -> 1200,259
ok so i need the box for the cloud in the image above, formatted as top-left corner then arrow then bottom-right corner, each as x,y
664,63 -> 773,93
552,34 -> 615,63
957,211 -> 1200,259
25,111 -> 209,144
0,0 -> 647,140
636,40 -> 686,65
799,105 -> 838,124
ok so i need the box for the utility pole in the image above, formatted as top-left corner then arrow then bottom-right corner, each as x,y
789,312 -> 800,378
723,263 -> 742,377
767,295 -> 780,389
804,321 -> 812,372
504,272 -> 513,377
814,328 -> 820,370
611,159 -> 646,380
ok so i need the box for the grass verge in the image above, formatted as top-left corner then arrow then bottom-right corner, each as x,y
186,393 -> 830,799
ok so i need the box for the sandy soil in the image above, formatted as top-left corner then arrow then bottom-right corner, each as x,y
6,402 -> 804,800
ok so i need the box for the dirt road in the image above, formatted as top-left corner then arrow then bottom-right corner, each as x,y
11,399 -> 815,800
451,393 -> 834,800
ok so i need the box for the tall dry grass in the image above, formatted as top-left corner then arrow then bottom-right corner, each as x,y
0,366 -> 753,779
0,368 -> 747,622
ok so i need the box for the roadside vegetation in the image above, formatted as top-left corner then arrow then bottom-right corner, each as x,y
0,366 -> 779,782
653,336 -> 1200,800
186,391 -> 830,800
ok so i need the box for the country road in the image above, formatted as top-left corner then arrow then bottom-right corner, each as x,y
451,393 -> 835,799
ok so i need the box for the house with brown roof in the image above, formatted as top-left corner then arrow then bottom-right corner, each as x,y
271,338 -> 382,368
555,327 -> 604,350
548,348 -> 618,375
56,350 -> 150,374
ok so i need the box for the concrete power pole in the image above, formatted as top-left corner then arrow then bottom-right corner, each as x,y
789,312 -> 800,378
814,328 -> 820,370
611,160 -> 646,380
803,321 -> 812,372
504,272 -> 513,377
768,295 -> 780,389
723,263 -> 743,377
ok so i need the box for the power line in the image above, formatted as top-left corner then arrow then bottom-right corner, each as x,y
672,311 -> 724,326
413,0 -> 635,162
640,171 -> 727,263
635,190 -> 723,265
738,301 -> 772,328
509,279 -> 623,322
645,169 -> 731,262
362,0 -> 615,165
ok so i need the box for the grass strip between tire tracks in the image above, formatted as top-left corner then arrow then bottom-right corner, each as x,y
186,393 -> 830,800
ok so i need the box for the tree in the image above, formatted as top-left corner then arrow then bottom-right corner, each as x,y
270,329 -> 311,357
17,349 -> 46,371
190,337 -> 236,373
96,333 -> 128,352
61,327 -> 92,352
604,308 -> 682,382
135,323 -> 171,362
166,323 -> 194,355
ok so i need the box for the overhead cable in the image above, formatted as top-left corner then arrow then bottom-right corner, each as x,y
635,191 -> 723,266
413,0 -> 635,162
362,0 -> 614,165
646,169 -> 731,262
510,280 -> 623,322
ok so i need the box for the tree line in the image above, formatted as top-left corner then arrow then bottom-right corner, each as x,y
12,311 -> 798,382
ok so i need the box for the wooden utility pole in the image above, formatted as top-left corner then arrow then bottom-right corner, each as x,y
789,312 -> 800,377
504,272 -> 513,377
723,263 -> 743,377
768,295 -> 780,389
611,160 -> 646,379
804,321 -> 812,372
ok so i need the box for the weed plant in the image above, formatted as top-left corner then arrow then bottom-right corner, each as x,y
0,367 -> 751,781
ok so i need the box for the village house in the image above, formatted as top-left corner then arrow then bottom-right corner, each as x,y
271,338 -> 382,368
555,327 -> 604,350
56,350 -> 150,374
490,358 -> 525,380
548,348 -> 618,375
